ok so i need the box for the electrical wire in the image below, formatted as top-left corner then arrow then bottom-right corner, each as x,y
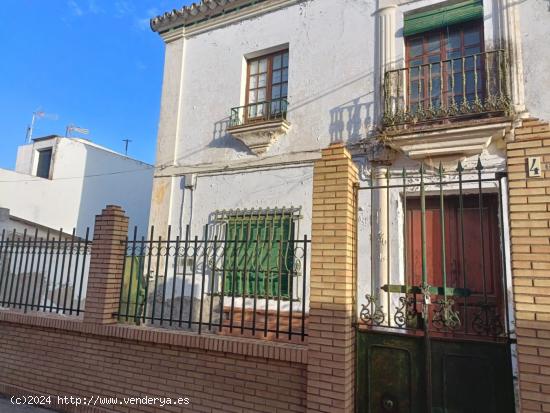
0,148 -> 322,183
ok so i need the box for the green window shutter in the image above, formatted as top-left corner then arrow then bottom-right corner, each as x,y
224,214 -> 294,298
404,0 -> 483,37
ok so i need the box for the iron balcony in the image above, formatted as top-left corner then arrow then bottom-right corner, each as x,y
382,49 -> 512,128
229,98 -> 289,128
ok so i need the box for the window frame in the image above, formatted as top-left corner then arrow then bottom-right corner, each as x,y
405,19 -> 485,110
244,49 -> 289,122
35,148 -> 53,179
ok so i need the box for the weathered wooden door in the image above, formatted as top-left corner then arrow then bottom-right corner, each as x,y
406,195 -> 505,336
356,164 -> 515,413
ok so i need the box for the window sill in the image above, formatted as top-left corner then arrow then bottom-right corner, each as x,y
227,118 -> 290,155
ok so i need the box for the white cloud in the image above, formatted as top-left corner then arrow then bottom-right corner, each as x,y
87,0 -> 103,15
67,0 -> 103,17
114,0 -> 135,17
67,0 -> 84,16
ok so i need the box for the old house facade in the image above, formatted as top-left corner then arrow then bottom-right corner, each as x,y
0,1 -> 550,412
147,0 -> 550,411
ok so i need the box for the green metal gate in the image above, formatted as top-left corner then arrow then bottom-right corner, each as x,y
356,161 -> 515,413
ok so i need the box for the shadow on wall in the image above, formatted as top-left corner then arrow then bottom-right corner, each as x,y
329,96 -> 374,145
209,117 -> 251,154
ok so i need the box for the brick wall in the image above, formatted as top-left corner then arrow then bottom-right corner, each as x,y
0,206 -> 309,413
307,144 -> 358,413
84,205 -> 128,325
507,118 -> 550,412
0,318 -> 306,413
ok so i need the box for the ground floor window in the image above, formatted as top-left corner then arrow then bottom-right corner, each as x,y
219,208 -> 299,299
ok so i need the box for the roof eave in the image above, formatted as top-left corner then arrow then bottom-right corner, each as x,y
150,0 -> 261,34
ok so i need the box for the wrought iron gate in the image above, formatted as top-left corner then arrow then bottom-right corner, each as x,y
356,160 -> 515,413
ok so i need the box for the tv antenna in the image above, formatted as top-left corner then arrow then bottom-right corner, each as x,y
26,110 -> 58,143
122,138 -> 132,156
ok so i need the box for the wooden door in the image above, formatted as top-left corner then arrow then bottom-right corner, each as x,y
406,194 -> 504,336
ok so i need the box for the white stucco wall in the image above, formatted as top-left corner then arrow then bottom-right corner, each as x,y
165,0 -> 376,170
0,168 -> 82,233
519,0 -> 550,121
153,0 -> 537,231
0,137 -> 153,236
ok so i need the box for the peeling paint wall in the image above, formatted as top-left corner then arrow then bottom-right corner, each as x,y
171,0 -> 377,168
153,0 -> 529,304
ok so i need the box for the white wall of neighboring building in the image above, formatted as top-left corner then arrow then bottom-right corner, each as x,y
519,0 -> 550,121
0,137 -> 154,236
0,167 -> 82,234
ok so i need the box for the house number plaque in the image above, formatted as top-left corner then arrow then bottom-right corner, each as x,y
527,157 -> 542,178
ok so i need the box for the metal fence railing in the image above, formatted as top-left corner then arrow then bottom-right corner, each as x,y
116,225 -> 310,341
383,49 -> 511,127
229,98 -> 289,128
0,228 -> 91,315
357,160 -> 512,340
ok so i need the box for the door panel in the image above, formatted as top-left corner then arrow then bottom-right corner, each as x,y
405,195 -> 503,336
431,339 -> 515,413
357,332 -> 515,413
357,332 -> 426,413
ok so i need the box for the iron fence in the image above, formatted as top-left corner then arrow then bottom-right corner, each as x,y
229,98 -> 288,128
117,225 -> 309,341
0,228 -> 91,315
383,49 -> 511,127
357,160 -> 512,340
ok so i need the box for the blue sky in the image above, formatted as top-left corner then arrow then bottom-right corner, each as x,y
0,0 -> 192,169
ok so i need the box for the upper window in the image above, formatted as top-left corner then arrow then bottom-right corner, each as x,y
245,50 -> 289,120
406,20 -> 484,112
381,0 -> 514,128
35,148 -> 52,179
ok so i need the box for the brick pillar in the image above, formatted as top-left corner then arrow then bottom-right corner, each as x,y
507,118 -> 550,412
84,205 -> 129,325
307,143 -> 358,413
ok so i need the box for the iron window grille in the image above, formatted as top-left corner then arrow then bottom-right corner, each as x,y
212,207 -> 302,300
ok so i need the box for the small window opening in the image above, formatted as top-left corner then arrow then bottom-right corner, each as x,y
36,148 -> 52,179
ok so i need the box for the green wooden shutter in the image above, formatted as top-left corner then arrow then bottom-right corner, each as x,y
224,215 -> 293,298
403,0 -> 483,37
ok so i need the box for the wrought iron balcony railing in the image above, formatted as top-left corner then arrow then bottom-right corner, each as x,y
229,98 -> 288,128
383,49 -> 512,128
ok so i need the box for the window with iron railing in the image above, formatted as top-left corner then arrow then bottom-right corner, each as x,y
383,13 -> 511,127
229,50 -> 289,128
407,21 -> 484,114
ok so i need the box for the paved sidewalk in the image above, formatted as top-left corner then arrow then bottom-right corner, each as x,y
0,397 -> 59,413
